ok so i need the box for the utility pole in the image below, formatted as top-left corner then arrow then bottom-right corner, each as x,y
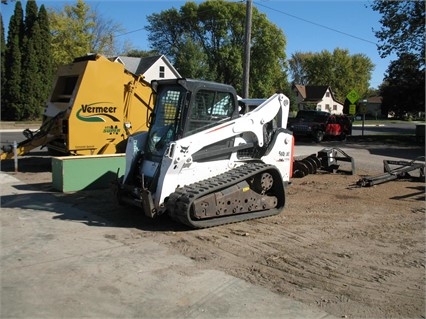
242,0 -> 252,98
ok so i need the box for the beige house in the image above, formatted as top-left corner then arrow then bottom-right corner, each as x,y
293,85 -> 344,114
111,55 -> 181,82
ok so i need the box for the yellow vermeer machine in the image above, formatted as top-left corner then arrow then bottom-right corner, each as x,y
1,54 -> 153,159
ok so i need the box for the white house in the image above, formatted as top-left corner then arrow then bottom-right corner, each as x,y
293,85 -> 344,114
111,55 -> 181,82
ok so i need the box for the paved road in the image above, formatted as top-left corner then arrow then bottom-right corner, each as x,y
1,122 -> 424,174
352,122 -> 419,136
0,121 -> 422,151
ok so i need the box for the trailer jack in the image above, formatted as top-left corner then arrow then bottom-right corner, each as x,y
357,157 -> 425,187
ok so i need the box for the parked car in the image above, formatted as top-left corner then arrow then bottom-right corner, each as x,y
288,110 -> 352,142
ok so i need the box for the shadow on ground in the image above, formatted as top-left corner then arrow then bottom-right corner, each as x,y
1,155 -> 189,232
1,153 -> 52,173
2,137 -> 424,232
1,186 -> 189,232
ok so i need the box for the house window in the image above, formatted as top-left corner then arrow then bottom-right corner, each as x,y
333,105 -> 337,111
326,92 -> 330,97
159,66 -> 165,78
325,104 -> 330,111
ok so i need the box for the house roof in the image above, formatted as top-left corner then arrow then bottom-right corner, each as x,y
293,84 -> 346,105
294,84 -> 306,98
304,86 -> 330,102
111,55 -> 180,77
294,85 -> 333,102
367,96 -> 382,104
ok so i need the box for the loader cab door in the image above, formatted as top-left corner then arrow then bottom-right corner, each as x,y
140,84 -> 186,191
145,85 -> 185,162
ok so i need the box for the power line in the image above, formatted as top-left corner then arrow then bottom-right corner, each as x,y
115,27 -> 146,38
113,4 -> 242,38
114,1 -> 378,47
254,1 -> 378,46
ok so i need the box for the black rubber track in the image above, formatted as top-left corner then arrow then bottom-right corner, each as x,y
166,162 -> 286,229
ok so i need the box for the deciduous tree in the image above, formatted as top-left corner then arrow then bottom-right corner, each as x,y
90,5 -> 124,57
370,0 -> 425,67
146,0 -> 288,97
380,53 -> 424,117
289,48 -> 374,102
125,49 -> 161,58
371,1 -> 425,116
288,51 -> 314,85
49,0 -> 94,66
48,0 -> 125,68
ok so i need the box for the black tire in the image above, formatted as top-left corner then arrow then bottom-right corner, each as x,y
314,130 -> 324,143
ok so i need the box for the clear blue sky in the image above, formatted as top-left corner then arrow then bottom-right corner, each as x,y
1,0 -> 396,89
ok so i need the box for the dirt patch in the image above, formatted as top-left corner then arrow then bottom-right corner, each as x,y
157,173 -> 425,319
3,156 -> 425,319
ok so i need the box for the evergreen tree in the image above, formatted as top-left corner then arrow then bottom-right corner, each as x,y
3,0 -> 24,120
1,14 -> 6,111
37,5 -> 53,105
21,0 -> 42,120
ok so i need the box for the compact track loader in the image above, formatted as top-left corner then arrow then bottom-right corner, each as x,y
113,78 -> 294,228
1,54 -> 153,159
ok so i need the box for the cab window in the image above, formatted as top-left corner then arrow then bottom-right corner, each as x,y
186,90 -> 235,135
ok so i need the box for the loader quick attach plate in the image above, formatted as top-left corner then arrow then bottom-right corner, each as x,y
166,162 -> 286,229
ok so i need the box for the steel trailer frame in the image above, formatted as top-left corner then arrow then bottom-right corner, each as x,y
357,157 -> 425,187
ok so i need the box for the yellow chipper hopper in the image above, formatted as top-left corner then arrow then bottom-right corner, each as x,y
1,54 -> 154,159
